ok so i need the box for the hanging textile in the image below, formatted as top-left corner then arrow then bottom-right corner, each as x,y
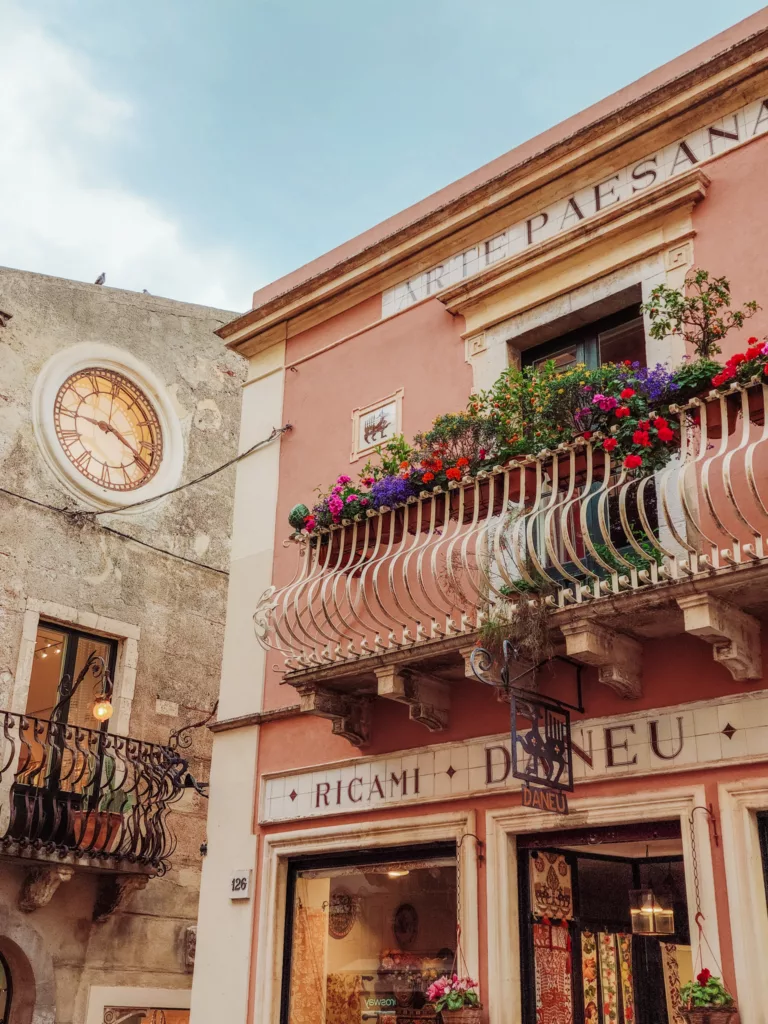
599,932 -> 620,1023
580,932 -> 634,1024
530,852 -> 573,920
533,918 -> 574,1024
325,973 -> 363,1024
661,943 -> 693,1024
289,906 -> 327,1024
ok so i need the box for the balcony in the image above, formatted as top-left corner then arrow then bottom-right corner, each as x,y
0,710 -> 187,916
258,382 -> 768,745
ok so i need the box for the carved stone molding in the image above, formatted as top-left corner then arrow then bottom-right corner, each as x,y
677,594 -> 762,681
296,685 -> 372,747
560,619 -> 643,698
375,666 -> 450,731
93,873 -> 149,923
184,924 -> 197,971
18,866 -> 74,913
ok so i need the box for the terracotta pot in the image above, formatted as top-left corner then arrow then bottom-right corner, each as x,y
680,1007 -> 739,1024
440,1008 -> 483,1024
71,809 -> 123,854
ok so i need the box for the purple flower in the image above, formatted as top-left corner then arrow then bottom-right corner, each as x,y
369,474 -> 419,508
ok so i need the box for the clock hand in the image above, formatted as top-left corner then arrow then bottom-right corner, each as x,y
106,423 -> 144,461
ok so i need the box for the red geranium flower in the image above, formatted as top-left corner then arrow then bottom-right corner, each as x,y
582,430 -> 592,440
620,387 -> 635,399
632,430 -> 651,447
615,406 -> 631,418
624,454 -> 643,469
712,373 -> 725,387
422,472 -> 435,483
657,425 -> 674,442
764,365 -> 768,376
637,419 -> 650,431
456,457 -> 470,468
446,467 -> 462,481
727,352 -> 747,367
697,968 -> 712,986
653,416 -> 668,429
602,437 -> 618,452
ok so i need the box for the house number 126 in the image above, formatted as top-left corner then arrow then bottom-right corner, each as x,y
229,870 -> 252,900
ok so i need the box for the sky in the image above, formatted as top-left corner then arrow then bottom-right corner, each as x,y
0,1 -> 764,312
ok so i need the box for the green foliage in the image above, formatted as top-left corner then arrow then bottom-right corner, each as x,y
413,412 -> 498,469
669,358 -> 723,401
436,991 -> 480,1012
680,973 -> 733,1009
360,435 -> 413,481
642,268 -> 759,358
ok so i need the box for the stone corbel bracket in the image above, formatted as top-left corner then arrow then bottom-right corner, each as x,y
18,866 -> 74,913
296,685 -> 372,747
560,619 -> 643,698
677,594 -> 762,681
375,666 -> 450,731
93,873 -> 149,923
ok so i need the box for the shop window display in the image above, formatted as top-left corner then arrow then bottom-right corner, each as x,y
283,845 -> 457,1024
518,823 -> 692,1024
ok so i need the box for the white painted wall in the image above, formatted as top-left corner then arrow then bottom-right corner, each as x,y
190,341 -> 286,1024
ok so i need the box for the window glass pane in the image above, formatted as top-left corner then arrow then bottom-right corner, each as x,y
599,316 -> 646,367
531,344 -> 579,372
68,635 -> 114,730
287,857 -> 456,1023
26,624 -> 69,718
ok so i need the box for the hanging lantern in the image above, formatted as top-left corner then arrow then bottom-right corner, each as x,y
629,887 -> 675,936
92,696 -> 114,722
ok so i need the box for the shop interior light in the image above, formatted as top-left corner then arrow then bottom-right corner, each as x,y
386,869 -> 410,878
629,887 -> 675,936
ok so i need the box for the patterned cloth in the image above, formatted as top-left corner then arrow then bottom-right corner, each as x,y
661,943 -> 693,1024
580,932 -> 634,1024
534,919 -> 574,1024
530,852 -> 573,920
288,907 -> 327,1024
325,973 -> 363,1024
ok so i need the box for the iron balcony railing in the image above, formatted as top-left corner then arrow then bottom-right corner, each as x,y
0,711 -> 187,873
257,381 -> 768,672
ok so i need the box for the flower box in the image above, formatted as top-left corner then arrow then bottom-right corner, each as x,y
440,1008 -> 483,1024
680,1008 -> 739,1024
71,809 -> 123,854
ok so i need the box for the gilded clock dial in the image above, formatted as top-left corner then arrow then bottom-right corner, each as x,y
53,368 -> 163,491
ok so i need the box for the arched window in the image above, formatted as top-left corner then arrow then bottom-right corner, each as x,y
0,951 -> 12,1024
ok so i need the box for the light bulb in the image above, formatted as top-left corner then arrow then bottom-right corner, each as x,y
387,869 -> 409,878
54,648 -> 61,655
40,651 -> 47,659
92,697 -> 114,722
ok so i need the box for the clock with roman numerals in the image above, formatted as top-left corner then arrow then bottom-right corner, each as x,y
53,368 -> 163,491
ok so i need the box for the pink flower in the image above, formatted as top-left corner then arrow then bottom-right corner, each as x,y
361,498 -> 369,506
345,494 -> 359,504
303,515 -> 316,531
336,474 -> 352,485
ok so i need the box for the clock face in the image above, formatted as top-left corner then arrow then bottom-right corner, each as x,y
53,368 -> 163,491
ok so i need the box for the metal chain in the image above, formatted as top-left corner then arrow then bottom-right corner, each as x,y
689,811 -> 703,918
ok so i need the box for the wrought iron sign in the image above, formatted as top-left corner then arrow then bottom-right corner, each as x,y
470,640 -> 583,815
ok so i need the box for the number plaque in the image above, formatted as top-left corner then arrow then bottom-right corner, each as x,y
229,869 -> 252,900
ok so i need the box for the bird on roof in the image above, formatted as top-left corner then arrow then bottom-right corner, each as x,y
94,272 -> 106,285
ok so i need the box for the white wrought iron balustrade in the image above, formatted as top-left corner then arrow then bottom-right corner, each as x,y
256,382 -> 768,672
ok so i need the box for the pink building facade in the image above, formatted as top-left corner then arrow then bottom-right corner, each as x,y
192,12 -> 768,1024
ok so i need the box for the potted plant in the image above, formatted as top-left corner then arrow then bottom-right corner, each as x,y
71,755 -> 134,855
426,974 -> 481,1024
679,968 -> 738,1023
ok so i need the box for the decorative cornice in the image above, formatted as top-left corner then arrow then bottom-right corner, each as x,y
435,169 -> 709,322
208,704 -> 303,733
220,36 -> 768,352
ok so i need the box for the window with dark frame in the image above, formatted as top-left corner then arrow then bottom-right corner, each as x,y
281,843 -> 457,1024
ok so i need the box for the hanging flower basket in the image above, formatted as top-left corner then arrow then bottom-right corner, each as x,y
440,1009 -> 483,1024
680,1008 -> 738,1024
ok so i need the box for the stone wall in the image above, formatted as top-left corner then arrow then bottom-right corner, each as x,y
0,267 -> 244,1022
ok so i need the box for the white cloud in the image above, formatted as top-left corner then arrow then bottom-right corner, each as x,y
0,2 -> 259,311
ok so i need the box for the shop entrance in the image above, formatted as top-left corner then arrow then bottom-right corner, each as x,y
518,821 -> 692,1024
